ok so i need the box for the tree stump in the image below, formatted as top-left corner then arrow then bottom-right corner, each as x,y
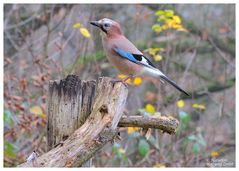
18,75 -> 179,167
19,75 -> 128,167
47,75 -> 97,151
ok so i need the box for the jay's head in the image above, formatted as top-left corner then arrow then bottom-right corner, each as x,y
90,18 -> 122,37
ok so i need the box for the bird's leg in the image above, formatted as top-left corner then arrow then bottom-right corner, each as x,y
122,75 -> 132,82
110,75 -> 133,87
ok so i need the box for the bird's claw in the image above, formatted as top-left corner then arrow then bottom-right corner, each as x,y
110,78 -> 129,88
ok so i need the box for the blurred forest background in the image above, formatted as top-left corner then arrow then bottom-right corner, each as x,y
3,4 -> 235,167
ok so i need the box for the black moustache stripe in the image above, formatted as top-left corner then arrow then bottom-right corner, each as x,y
100,26 -> 107,34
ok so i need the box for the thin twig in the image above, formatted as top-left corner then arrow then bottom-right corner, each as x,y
4,13 -> 39,30
208,37 -> 235,68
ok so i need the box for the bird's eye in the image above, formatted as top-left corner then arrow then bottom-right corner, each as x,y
104,23 -> 110,27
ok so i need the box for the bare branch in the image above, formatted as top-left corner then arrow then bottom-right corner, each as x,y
118,115 -> 179,134
208,37 -> 235,68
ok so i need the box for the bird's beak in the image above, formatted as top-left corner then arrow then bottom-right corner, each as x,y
90,20 -> 107,34
90,21 -> 101,28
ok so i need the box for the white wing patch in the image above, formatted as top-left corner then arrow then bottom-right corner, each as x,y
140,57 -> 150,66
142,67 -> 166,77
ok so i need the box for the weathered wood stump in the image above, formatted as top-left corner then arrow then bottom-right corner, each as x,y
18,75 -> 179,167
19,75 -> 128,167
47,75 -> 97,151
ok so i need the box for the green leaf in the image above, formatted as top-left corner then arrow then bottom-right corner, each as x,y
138,139 -> 150,157
122,154 -> 128,162
179,111 -> 187,118
199,135 -> 206,146
4,142 -> 16,158
188,135 -> 197,141
165,10 -> 174,17
138,108 -> 145,114
196,127 -> 201,132
152,24 -> 162,32
155,10 -> 165,16
179,111 -> 190,124
177,123 -> 185,134
117,151 -> 123,159
139,108 -> 151,117
192,143 -> 200,154
5,148 -> 17,158
4,111 -> 13,127
95,50 -> 105,60
182,138 -> 189,150
4,111 -> 9,123
159,15 -> 167,21
112,143 -> 120,153
5,141 -> 15,151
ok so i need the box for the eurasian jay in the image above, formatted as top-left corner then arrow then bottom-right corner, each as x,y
90,18 -> 189,96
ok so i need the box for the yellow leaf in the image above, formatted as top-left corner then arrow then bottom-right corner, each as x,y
211,151 -> 219,157
167,20 -> 176,28
155,10 -> 165,16
133,77 -> 142,85
144,48 -> 164,54
165,19 -> 173,24
72,23 -> 81,28
30,106 -> 43,115
162,25 -> 168,30
118,74 -> 127,79
80,28 -> 91,38
177,100 -> 184,108
149,48 -> 160,56
154,55 -> 162,61
145,104 -> 155,114
177,27 -> 188,32
40,113 -> 46,119
193,103 -> 206,110
152,24 -> 162,33
165,9 -> 174,17
199,105 -> 206,110
172,24 -> 183,29
127,127 -> 140,134
192,103 -> 199,108
154,112 -> 161,117
118,148 -> 125,154
173,15 -> 181,24
159,15 -> 167,21
117,74 -> 132,84
154,163 -> 166,168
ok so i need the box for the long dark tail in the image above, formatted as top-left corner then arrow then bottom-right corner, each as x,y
160,75 -> 190,96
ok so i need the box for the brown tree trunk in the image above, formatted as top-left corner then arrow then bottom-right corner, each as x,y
47,75 -> 97,166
